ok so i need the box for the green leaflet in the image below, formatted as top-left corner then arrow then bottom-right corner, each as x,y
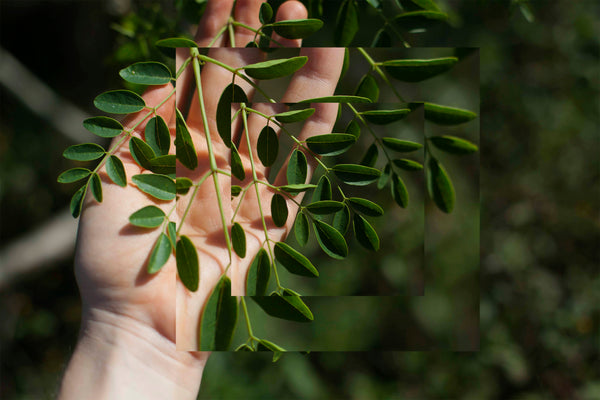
274,242 -> 318,277
270,19 -> 323,39
129,205 -> 166,228
57,168 -> 91,183
274,108 -> 315,123
235,344 -> 254,352
145,116 -> 170,156
271,194 -> 288,227
361,109 -> 411,125
63,143 -> 105,161
147,233 -> 172,274
332,164 -> 381,186
149,155 -> 176,175
244,56 -> 308,80
246,249 -> 270,296
231,144 -> 245,181
335,0 -> 358,46
259,2 -> 273,24
430,135 -> 478,154
70,185 -> 86,218
90,173 -> 103,202
332,204 -> 351,235
167,221 -> 177,248
305,134 -> 356,156
216,83 -> 248,148
257,126 -> 279,167
393,158 -> 423,171
382,57 -> 458,82
256,339 -> 285,361
119,62 -> 172,85
393,10 -> 448,31
365,0 -> 381,8
306,200 -> 345,215
94,90 -> 145,114
312,176 -> 332,202
105,155 -> 127,187
252,290 -> 313,322
294,211 -> 310,247
232,222 -> 246,258
132,174 -> 176,201
424,103 -> 477,125
360,143 -> 379,167
313,219 -> 348,259
175,109 -> 198,170
427,158 -> 455,213
176,235 -> 199,292
287,149 -> 307,185
377,163 -> 391,189
354,74 -> 379,102
176,177 -> 193,195
258,25 -> 274,52
200,276 -> 238,351
382,137 -> 422,152
83,116 -> 123,138
347,197 -> 384,217
345,119 -> 361,138
279,184 -> 317,194
353,214 -> 380,251
371,28 -> 392,47
231,185 -> 242,197
129,137 -> 156,169
155,37 -> 198,48
391,173 -> 409,208
298,95 -> 371,104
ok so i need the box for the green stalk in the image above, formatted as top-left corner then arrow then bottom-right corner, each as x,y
357,47 -> 406,103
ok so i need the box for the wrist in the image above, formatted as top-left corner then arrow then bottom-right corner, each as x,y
59,308 -> 208,400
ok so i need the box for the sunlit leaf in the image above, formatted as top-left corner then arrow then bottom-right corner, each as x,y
129,205 -> 165,228
176,108 -> 198,170
167,221 -> 176,248
119,62 -> 172,85
232,222 -> 246,258
332,164 -> 381,186
252,290 -> 313,322
176,235 -> 199,292
105,155 -> 127,187
94,90 -> 145,114
347,197 -> 384,217
274,242 -> 318,277
129,137 -> 156,169
246,249 -> 270,296
334,0 -> 358,46
305,133 -> 356,156
132,174 -> 176,201
271,19 -> 323,39
274,108 -> 315,123
63,143 -> 105,161
216,83 -> 248,148
391,173 -> 409,208
147,233 -> 172,274
355,74 -> 379,102
313,219 -> 348,259
257,126 -> 279,166
361,109 -> 411,125
145,116 -> 170,156
382,137 -> 422,152
287,149 -> 307,185
294,211 -> 309,247
353,214 -> 380,251
83,116 -> 123,138
424,103 -> 477,125
200,276 -> 238,350
58,168 -> 91,183
244,56 -> 308,80
427,158 -> 455,213
383,57 -> 457,82
271,193 -> 288,227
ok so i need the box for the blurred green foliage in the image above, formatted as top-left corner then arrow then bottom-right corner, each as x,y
1,0 -> 598,399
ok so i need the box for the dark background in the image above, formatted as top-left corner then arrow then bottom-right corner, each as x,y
1,0 -> 598,398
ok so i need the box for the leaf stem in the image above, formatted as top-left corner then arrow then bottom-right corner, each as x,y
357,47 -> 406,103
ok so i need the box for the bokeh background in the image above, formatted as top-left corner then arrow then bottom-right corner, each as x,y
1,0 -> 598,399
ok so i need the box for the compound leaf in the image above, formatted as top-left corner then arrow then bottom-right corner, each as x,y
83,116 -> 123,138
176,235 -> 199,292
271,194 -> 288,227
271,19 -> 323,39
257,126 -> 279,166
63,143 -> 105,161
58,168 -> 91,183
94,90 -> 145,114
105,155 -> 127,187
200,276 -> 238,350
313,219 -> 348,259
119,62 -> 172,85
246,249 -> 270,296
244,56 -> 308,80
148,233 -> 172,274
353,214 -> 380,251
132,174 -> 176,201
232,222 -> 246,258
129,205 -> 165,228
274,242 -> 318,277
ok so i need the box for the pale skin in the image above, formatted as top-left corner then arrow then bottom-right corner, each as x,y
58,1 -> 343,399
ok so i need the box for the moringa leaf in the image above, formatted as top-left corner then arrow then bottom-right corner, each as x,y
57,168 -> 91,183
200,276 -> 238,350
424,103 -> 477,125
345,119 -> 361,138
274,242 -> 318,277
298,95 -> 371,104
252,291 -> 313,322
361,109 -> 411,125
306,200 -> 345,215
231,185 -> 242,197
63,143 -> 105,161
244,56 -> 308,80
129,137 -> 156,169
167,221 -> 176,248
132,174 -> 176,201
90,173 -> 102,202
360,143 -> 379,167
332,204 -> 351,235
259,2 -> 273,24
377,163 -> 391,189
145,116 -> 170,156
279,184 -> 317,194
353,214 -> 380,251
256,339 -> 285,361
430,135 -> 478,154
347,197 -> 384,217
176,235 -> 199,292
147,233 -> 172,274
231,144 -> 245,181
271,193 -> 288,227
371,28 -> 392,47
232,222 -> 246,258
305,133 -> 356,156
271,19 -> 323,39
287,149 -> 307,185
274,108 -> 315,123
410,0 -> 441,11
70,185 -> 86,218
354,74 -> 379,102
294,211 -> 309,247
257,126 -> 279,166
129,205 -> 165,228
392,158 -> 423,171
332,164 -> 381,186
216,83 -> 248,148
383,57 -> 458,82
313,219 -> 348,259
119,62 -> 172,85
83,116 -> 123,138
312,176 -> 332,202
427,157 -> 455,213
393,10 -> 448,31
149,154 -> 176,175
246,249 -> 270,296
176,177 -> 193,195
94,90 -> 145,114
334,0 -> 359,46
175,109 -> 198,170
391,173 -> 409,208
382,137 -> 422,152
155,37 -> 198,48
105,155 -> 127,187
